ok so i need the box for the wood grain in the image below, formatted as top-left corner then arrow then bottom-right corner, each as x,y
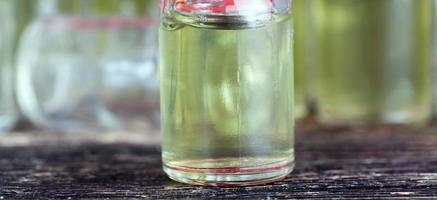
0,125 -> 436,199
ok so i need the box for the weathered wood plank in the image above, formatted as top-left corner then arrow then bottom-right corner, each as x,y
0,125 -> 436,199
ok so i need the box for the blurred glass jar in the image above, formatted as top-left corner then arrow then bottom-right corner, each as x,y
296,0 -> 433,125
16,0 -> 160,131
0,0 -> 19,131
433,0 -> 437,124
294,0 -> 318,120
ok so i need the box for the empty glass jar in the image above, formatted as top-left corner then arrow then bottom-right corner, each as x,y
16,0 -> 160,131
297,0 -> 433,125
0,0 -> 19,132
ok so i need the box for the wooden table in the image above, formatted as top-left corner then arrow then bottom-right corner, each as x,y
1,125 -> 436,199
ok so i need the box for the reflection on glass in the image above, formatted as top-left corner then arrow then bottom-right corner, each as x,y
16,0 -> 160,131
0,0 -> 19,132
299,0 -> 432,125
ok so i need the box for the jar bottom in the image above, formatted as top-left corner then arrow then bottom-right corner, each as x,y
163,157 -> 294,187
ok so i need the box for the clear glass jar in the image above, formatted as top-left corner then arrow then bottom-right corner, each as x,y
0,0 -> 19,132
297,0 -> 432,125
160,0 -> 294,186
16,0 -> 160,131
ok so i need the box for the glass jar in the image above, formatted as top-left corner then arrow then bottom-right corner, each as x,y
297,0 -> 432,125
294,0 -> 318,120
433,0 -> 437,124
160,0 -> 294,186
16,0 -> 160,131
0,0 -> 19,132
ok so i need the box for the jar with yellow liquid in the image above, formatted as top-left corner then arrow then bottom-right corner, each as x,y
160,0 -> 295,186
432,0 -> 437,124
295,0 -> 433,125
294,0 -> 318,120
